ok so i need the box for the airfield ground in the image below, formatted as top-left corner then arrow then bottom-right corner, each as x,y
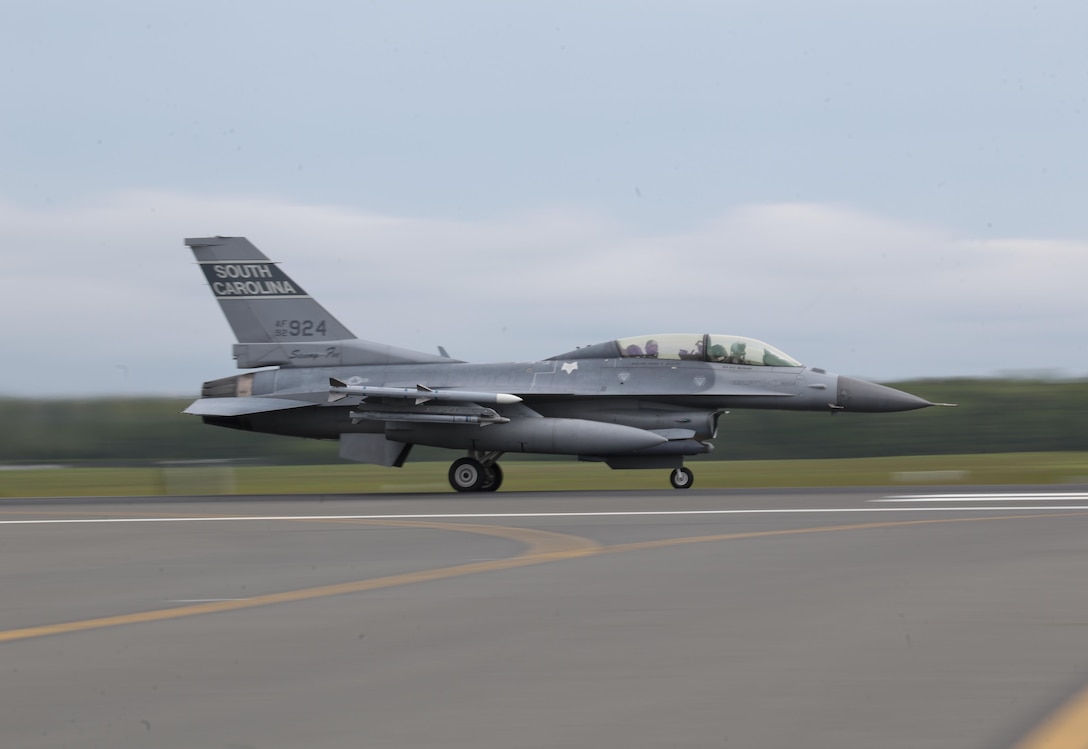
3,486 -> 1088,748
2,451 -> 1087,498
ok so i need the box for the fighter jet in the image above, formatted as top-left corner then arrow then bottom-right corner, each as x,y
184,236 -> 941,492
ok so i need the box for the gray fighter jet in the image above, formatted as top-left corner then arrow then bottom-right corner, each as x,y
184,236 -> 940,492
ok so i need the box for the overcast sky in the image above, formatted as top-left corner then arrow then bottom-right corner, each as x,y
2,1 -> 1087,397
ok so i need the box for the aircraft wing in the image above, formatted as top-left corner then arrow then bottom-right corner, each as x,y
183,397 -> 317,417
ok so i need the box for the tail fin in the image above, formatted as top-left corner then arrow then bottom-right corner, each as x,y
186,236 -> 355,343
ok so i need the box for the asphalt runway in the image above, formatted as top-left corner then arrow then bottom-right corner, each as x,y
3,486 -> 1088,749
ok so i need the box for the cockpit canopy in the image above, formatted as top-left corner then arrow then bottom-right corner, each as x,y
549,334 -> 803,367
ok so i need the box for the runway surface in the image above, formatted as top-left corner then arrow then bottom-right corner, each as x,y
3,486 -> 1088,749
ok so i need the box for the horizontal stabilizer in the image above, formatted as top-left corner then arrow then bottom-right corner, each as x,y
184,397 -> 316,417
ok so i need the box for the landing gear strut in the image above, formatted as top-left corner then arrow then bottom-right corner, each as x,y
448,452 -> 505,492
669,466 -> 694,489
478,463 -> 503,492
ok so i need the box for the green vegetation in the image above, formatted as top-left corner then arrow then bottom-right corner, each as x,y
2,453 -> 1086,498
717,378 -> 1088,459
0,397 -> 340,465
1,378 -> 1086,496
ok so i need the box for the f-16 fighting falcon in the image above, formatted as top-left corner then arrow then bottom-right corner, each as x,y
184,236 -> 943,492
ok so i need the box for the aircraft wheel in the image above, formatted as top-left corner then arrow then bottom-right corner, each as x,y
449,458 -> 485,492
479,464 -> 504,492
670,466 -> 694,489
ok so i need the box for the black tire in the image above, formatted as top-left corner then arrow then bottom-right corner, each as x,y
449,458 -> 485,492
669,466 -> 694,489
479,464 -> 504,492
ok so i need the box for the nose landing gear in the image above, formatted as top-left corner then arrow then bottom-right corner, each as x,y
669,466 -> 694,489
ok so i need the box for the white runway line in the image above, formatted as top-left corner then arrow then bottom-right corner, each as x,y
4,507 -> 1088,526
877,492 -> 1088,502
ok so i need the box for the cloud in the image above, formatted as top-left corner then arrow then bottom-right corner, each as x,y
0,190 -> 1085,396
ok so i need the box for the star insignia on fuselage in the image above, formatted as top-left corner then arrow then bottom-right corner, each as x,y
561,362 -> 578,374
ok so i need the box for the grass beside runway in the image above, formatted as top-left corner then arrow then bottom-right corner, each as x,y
2,452 -> 1088,498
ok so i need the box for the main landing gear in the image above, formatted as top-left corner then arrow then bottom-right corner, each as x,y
448,452 -> 505,492
447,455 -> 695,492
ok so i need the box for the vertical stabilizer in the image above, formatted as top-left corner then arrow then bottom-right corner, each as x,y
186,236 -> 356,343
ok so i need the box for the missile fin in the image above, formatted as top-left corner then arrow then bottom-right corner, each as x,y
328,377 -> 347,402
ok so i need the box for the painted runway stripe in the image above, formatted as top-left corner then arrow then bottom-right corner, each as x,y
1013,681 -> 1088,749
6,510 -> 1088,749
2,511 -> 1084,648
4,509 -> 1086,749
0,519 -> 600,644
878,492 -> 1088,502
6,506 -> 1088,525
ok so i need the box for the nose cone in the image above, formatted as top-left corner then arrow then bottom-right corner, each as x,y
836,376 -> 933,412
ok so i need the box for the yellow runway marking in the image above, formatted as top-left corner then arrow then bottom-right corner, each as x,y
599,511 -> 1088,555
2,510 -> 1085,645
3,509 -> 1088,747
1014,684 -> 1088,749
0,518 -> 599,644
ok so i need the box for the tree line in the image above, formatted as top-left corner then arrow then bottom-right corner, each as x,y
2,378 -> 1086,466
